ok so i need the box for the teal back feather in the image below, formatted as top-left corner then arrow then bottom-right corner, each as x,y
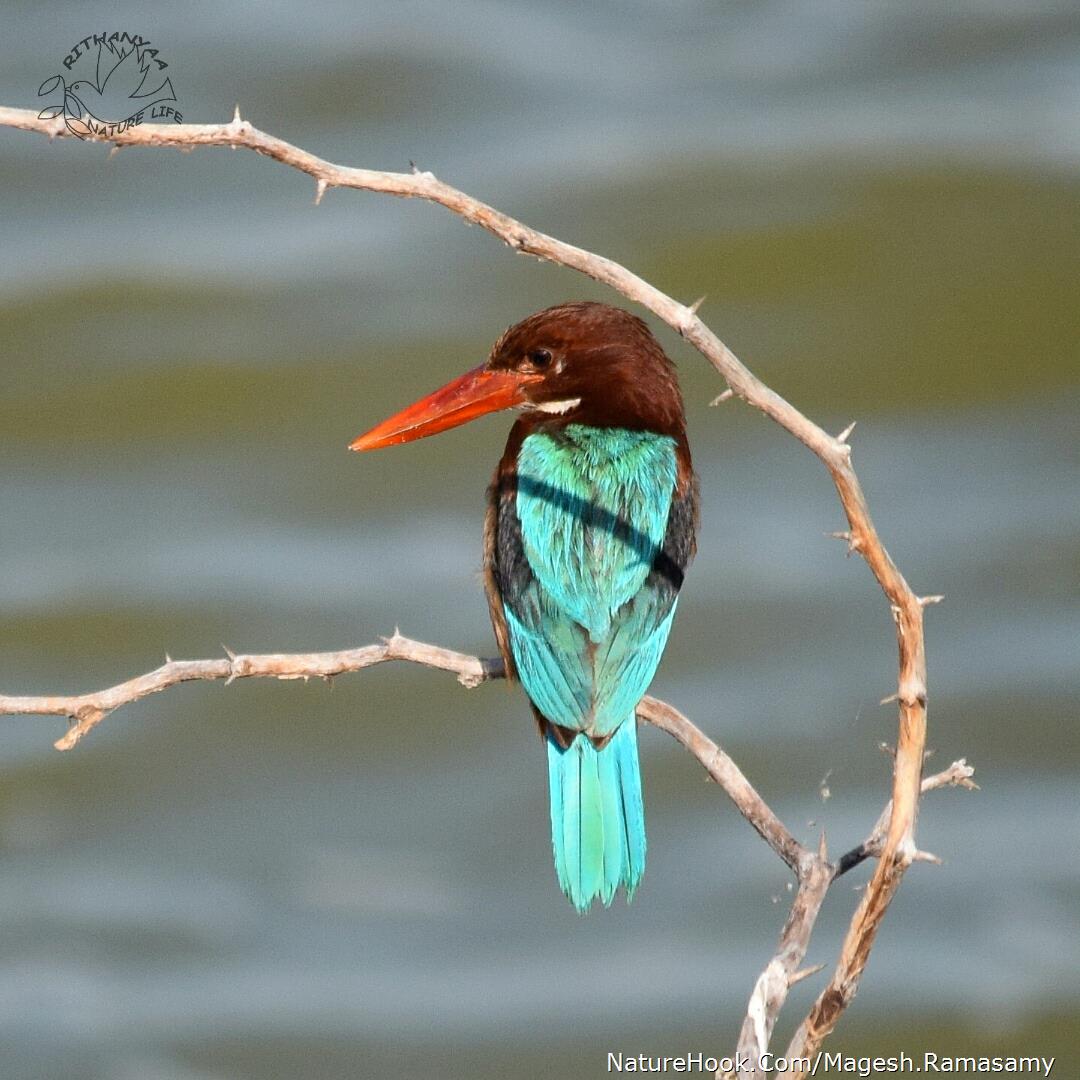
502,425 -> 679,910
516,426 -> 677,644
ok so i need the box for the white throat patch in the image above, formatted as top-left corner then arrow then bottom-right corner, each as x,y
528,397 -> 581,415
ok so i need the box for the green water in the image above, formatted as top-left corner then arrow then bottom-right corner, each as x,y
1,3 -> 1078,1078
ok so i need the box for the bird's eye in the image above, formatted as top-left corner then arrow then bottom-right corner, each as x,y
528,348 -> 553,369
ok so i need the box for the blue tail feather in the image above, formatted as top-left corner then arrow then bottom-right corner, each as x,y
546,719 -> 646,912
615,724 -> 646,898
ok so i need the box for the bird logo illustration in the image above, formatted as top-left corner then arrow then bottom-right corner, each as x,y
38,36 -> 177,138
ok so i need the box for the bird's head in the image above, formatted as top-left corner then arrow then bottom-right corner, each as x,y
350,301 -> 685,452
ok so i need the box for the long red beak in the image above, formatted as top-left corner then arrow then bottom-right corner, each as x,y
349,365 -> 543,452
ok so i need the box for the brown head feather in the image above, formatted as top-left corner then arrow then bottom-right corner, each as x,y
488,302 -> 686,438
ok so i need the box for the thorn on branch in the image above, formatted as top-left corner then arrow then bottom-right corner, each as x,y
232,104 -> 242,126
911,849 -> 943,866
222,644 -> 240,685
710,388 -> 734,406
789,963 -> 826,987
836,421 -> 857,444
314,178 -> 328,206
679,300 -> 705,337
879,692 -> 899,705
919,594 -> 945,607
406,160 -> 437,181
826,529 -> 860,556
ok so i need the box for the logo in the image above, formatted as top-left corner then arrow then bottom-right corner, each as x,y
38,32 -> 182,139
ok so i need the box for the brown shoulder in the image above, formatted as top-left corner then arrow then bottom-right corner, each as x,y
483,460 -> 518,682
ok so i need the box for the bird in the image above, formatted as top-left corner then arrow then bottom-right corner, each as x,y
351,302 -> 697,912
63,42 -> 176,125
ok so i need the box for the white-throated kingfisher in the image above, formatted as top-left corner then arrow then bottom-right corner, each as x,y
351,302 -> 697,912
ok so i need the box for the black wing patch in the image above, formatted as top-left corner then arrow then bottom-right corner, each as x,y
491,471 -> 535,608
645,475 -> 698,604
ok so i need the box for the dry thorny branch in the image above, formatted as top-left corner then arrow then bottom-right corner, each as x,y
0,104 -> 976,1074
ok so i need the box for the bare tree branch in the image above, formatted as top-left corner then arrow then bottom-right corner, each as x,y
0,630 -> 808,872
727,836 -> 834,1079
636,697 -> 808,875
835,759 -> 978,878
0,103 -> 954,1068
0,622 -> 805,837
0,633 -> 498,750
724,758 -> 976,1080
782,752 -> 975,1060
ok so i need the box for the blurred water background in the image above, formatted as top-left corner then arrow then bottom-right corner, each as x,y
1,2 -> 1078,1077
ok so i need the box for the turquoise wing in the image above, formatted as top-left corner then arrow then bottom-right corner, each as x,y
496,427 -> 686,738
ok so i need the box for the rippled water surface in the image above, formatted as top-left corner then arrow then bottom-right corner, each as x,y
1,3 -> 1078,1078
